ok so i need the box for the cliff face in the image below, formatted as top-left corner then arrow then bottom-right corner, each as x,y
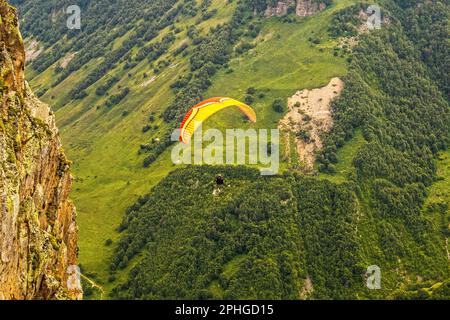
0,0 -> 81,299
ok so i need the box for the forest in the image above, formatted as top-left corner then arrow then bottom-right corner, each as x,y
109,166 -> 363,299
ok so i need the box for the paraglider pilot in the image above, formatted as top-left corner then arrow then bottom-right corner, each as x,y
215,175 -> 224,185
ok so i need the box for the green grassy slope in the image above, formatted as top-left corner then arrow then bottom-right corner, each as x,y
60,1 -> 241,294
204,0 -> 353,132
17,0 -> 449,299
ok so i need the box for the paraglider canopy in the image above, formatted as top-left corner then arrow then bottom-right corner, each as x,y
179,97 -> 256,144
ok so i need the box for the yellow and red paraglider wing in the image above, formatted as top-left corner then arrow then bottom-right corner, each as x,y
179,97 -> 256,144
220,98 -> 256,123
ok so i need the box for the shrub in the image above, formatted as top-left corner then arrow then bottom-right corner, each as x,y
272,98 -> 285,113
245,94 -> 255,105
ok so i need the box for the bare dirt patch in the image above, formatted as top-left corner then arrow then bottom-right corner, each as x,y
140,76 -> 157,87
279,77 -> 344,171
60,52 -> 76,69
25,39 -> 43,63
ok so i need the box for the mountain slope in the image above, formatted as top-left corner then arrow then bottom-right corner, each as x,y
13,0 -> 357,295
109,0 -> 450,299
13,0 -> 450,299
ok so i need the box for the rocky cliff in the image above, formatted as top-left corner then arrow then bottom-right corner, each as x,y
0,0 -> 81,299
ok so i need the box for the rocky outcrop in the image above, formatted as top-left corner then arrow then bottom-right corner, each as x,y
265,0 -> 326,17
0,0 -> 81,299
265,0 -> 295,16
296,0 -> 326,17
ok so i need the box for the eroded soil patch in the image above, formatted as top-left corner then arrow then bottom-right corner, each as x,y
25,39 -> 43,63
279,77 -> 344,171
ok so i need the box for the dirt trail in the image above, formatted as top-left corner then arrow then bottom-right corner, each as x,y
446,238 -> 450,261
80,273 -> 105,299
279,77 -> 344,171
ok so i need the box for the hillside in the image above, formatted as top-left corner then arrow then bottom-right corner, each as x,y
12,0 -> 450,299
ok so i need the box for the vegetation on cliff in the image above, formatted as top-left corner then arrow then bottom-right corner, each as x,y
0,0 -> 79,299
